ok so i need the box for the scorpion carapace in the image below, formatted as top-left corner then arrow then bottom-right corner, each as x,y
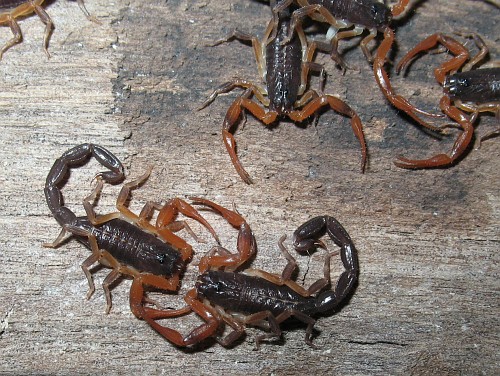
394,33 -> 500,169
0,0 -> 98,60
141,214 -> 359,349
199,2 -> 367,184
44,144 -> 220,323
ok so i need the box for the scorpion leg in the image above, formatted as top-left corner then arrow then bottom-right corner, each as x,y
60,222 -> 118,312
288,95 -> 367,172
245,234 -> 335,297
259,309 -> 317,348
209,28 -> 268,82
478,107 -> 500,146
76,0 -> 101,24
328,26 -> 365,70
138,288 -> 222,347
212,308 -> 246,347
43,227 -> 70,248
374,28 -> 445,132
189,197 -> 256,272
390,0 -> 411,17
457,33 -> 489,72
222,97 -> 278,184
198,79 -> 269,111
102,268 -> 121,314
31,2 -> 54,58
0,16 -> 22,60
394,96 -> 475,168
81,252 -> 99,300
358,28 -> 378,63
396,33 -> 470,85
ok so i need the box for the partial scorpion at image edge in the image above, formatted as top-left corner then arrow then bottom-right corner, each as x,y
0,0 -> 98,60
394,32 -> 500,168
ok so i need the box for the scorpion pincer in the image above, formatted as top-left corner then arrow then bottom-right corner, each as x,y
44,143 -> 219,323
143,211 -> 359,348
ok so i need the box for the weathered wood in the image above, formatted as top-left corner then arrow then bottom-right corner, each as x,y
0,0 -> 498,375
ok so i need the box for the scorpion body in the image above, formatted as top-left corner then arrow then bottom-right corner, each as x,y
201,2 -> 366,183
445,68 -> 500,103
71,218 -> 184,277
143,214 -> 359,348
44,144 -> 219,320
395,33 -> 500,168
265,5 -> 304,114
0,0 -> 96,60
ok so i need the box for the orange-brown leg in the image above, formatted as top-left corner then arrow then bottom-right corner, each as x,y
153,198 -> 221,261
459,33 -> 489,72
329,26 -> 365,70
135,288 -> 221,347
288,95 -> 367,172
245,235 -> 334,297
0,17 -> 22,60
222,97 -> 278,184
32,3 -> 53,58
374,28 -> 445,132
0,0 -> 50,59
394,96 -> 475,168
396,33 -> 470,85
390,0 -> 411,17
129,274 -> 186,320
189,197 -> 256,273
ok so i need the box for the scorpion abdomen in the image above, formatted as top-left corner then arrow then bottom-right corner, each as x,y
197,271 -> 317,316
84,218 -> 183,277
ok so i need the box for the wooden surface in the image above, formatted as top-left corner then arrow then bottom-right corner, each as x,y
0,0 -> 499,375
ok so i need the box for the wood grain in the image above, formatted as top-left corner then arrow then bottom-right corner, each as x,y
0,0 -> 498,375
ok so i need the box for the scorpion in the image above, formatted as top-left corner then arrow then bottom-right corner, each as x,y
0,0 -> 97,60
394,32 -> 500,168
44,143 -> 221,323
272,0 -> 442,128
199,1 -> 367,184
141,212 -> 359,348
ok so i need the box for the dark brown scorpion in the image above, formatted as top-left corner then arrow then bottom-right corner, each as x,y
44,144 -> 220,323
200,1 -> 367,184
141,210 -> 359,348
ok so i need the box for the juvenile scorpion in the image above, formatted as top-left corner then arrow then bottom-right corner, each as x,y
395,33 -> 500,168
142,210 -> 359,348
0,0 -> 97,60
200,2 -> 367,184
44,144 -> 220,322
